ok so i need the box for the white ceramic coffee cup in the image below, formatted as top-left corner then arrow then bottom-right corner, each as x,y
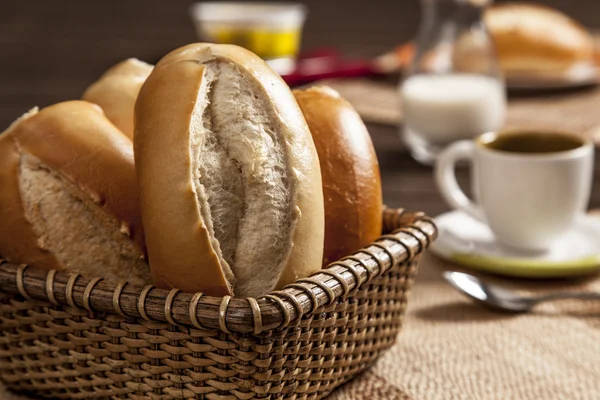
435,130 -> 594,251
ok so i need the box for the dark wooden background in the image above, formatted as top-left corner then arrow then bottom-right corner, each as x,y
2,0 -> 600,217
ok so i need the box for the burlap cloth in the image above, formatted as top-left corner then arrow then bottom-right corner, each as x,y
4,82 -> 600,400
329,253 -> 600,400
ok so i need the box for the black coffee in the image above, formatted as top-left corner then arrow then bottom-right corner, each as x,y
481,132 -> 585,154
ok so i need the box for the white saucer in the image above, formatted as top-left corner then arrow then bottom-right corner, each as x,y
430,210 -> 600,278
505,63 -> 600,91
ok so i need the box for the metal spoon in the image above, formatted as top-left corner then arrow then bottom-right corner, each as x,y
443,271 -> 600,312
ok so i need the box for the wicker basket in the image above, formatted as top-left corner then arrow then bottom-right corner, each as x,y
0,207 -> 435,400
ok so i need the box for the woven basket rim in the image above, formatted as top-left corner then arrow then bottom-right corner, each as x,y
0,207 -> 436,334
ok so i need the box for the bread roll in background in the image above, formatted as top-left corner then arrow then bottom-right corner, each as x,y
294,86 -> 383,266
0,101 -> 150,286
135,43 -> 324,298
375,3 -> 595,77
83,58 -> 153,139
485,3 -> 594,74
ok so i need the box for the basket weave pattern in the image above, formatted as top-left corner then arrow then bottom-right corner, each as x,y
0,208 -> 436,399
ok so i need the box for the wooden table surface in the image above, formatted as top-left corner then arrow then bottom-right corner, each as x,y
2,0 -> 600,218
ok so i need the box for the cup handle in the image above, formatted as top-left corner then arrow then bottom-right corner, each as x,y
435,141 -> 485,221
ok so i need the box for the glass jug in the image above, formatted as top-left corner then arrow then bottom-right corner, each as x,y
400,0 -> 506,164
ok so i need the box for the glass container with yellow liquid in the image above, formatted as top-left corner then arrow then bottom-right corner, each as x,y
189,2 -> 307,75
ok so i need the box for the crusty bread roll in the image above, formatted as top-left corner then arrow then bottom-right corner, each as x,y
294,86 -> 383,266
0,101 -> 150,286
485,3 -> 594,74
134,43 -> 324,297
83,58 -> 153,139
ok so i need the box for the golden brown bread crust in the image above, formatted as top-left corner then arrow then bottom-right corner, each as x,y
294,86 -> 383,266
134,56 -> 230,296
485,3 -> 594,73
82,58 -> 153,139
134,43 -> 324,296
0,100 -> 145,270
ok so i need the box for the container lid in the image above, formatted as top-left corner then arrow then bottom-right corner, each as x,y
190,2 -> 307,27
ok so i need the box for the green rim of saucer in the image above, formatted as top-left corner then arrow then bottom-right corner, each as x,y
451,253 -> 600,278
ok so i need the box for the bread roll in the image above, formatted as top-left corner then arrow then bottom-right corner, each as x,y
294,86 -> 383,266
485,3 -> 594,74
83,58 -> 153,139
0,101 -> 150,286
134,43 -> 324,297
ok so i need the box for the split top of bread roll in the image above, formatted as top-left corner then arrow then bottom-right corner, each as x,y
485,3 -> 594,74
83,58 -> 153,139
0,101 -> 150,286
135,43 -> 324,298
294,86 -> 383,266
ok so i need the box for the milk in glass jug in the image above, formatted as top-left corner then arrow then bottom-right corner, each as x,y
400,0 -> 506,164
